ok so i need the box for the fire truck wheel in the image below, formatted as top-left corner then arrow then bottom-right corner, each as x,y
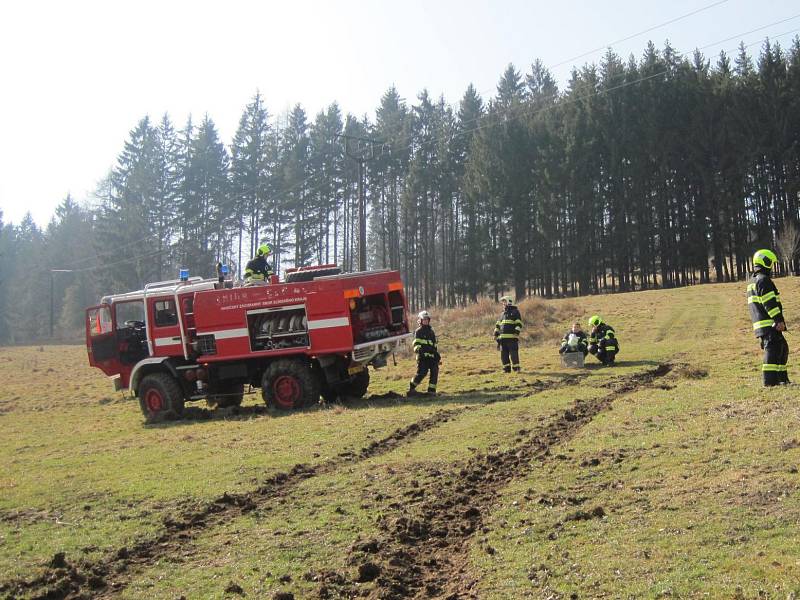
209,383 -> 245,408
340,368 -> 370,399
262,360 -> 321,410
138,373 -> 185,422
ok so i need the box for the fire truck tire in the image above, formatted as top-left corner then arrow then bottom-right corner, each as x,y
138,373 -> 185,422
209,383 -> 245,408
285,267 -> 341,283
340,369 -> 370,399
262,360 -> 321,410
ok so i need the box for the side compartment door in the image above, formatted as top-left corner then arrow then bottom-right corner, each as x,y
149,297 -> 184,357
86,304 -> 120,373
179,294 -> 197,357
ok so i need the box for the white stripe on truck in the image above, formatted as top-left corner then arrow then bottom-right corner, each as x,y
197,328 -> 250,340
307,317 -> 350,330
198,318 -> 347,340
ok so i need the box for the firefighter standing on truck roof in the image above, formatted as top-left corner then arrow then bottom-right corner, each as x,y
408,311 -> 440,396
587,315 -> 619,365
494,296 -> 523,373
244,243 -> 274,283
748,248 -> 790,386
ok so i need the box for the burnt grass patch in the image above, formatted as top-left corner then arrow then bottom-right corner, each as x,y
0,370 -> 591,599
319,364 -> 672,599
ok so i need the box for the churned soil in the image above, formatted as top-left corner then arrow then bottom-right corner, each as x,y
0,365 -> 644,600
312,364 -> 672,599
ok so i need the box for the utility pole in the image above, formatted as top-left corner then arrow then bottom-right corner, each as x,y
50,269 -> 74,337
337,133 -> 383,272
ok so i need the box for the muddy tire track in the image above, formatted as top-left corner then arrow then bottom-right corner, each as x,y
654,306 -> 685,343
0,374 -> 586,600
317,364 -> 672,599
0,407 -> 464,600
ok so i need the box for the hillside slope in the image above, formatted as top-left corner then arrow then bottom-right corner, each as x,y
1,279 -> 799,598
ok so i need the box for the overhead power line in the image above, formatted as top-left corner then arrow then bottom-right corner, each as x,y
386,21 -> 800,164
56,20 -> 800,274
552,0 -> 732,70
132,0 -> 744,214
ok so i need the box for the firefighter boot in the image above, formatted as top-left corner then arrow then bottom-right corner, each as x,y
763,371 -> 779,386
407,381 -> 420,397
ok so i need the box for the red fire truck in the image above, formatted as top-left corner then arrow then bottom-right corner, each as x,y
85,266 -> 411,422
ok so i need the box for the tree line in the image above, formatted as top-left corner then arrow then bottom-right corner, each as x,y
1,38 -> 799,343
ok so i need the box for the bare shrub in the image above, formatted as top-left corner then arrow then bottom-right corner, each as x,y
775,221 -> 800,274
425,295 -> 577,344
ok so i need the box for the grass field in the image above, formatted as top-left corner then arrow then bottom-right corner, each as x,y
2,279 -> 800,599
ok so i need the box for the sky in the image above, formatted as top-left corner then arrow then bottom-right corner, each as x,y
0,0 -> 797,227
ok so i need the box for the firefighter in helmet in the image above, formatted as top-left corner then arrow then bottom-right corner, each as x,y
748,248 -> 789,386
494,296 -> 523,372
408,310 -> 440,396
244,243 -> 274,283
587,315 -> 619,365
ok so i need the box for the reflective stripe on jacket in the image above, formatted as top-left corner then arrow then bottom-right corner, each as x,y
413,325 -> 438,359
244,256 -> 274,280
589,323 -> 617,349
494,305 -> 523,340
748,270 -> 784,338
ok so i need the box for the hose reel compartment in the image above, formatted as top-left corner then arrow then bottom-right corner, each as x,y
247,304 -> 308,352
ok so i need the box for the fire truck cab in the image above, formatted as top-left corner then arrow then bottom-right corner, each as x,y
86,267 -> 411,422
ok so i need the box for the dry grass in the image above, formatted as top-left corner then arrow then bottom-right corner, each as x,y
425,296 -> 580,346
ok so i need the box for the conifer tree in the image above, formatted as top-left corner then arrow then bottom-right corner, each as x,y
230,92 -> 272,274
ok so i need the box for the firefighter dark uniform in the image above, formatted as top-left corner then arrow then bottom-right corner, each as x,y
587,315 -> 618,365
560,328 -> 588,356
244,243 -> 274,282
748,248 -> 789,386
409,312 -> 440,395
495,297 -> 523,372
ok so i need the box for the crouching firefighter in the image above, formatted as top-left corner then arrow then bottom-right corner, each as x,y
408,311 -> 440,396
495,296 -> 523,373
587,315 -> 619,365
748,248 -> 789,386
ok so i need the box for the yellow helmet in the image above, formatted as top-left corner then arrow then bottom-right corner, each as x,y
256,243 -> 272,257
500,296 -> 513,304
753,248 -> 777,270
588,315 -> 602,327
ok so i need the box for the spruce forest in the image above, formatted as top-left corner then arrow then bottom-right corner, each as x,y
1,39 -> 800,343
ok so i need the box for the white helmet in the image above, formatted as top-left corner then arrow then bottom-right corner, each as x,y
418,310 -> 431,321
500,296 -> 513,304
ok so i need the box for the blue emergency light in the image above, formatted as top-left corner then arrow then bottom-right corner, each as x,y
179,268 -> 189,281
221,264 -> 229,276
